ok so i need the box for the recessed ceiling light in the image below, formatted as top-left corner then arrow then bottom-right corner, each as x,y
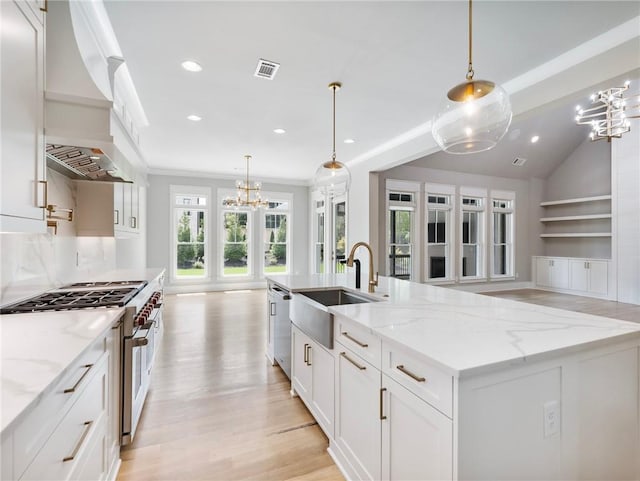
530,135 -> 540,143
344,138 -> 355,144
187,114 -> 202,122
181,60 -> 202,72
273,128 -> 286,134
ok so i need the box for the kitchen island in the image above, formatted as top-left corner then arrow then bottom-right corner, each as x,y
267,274 -> 640,481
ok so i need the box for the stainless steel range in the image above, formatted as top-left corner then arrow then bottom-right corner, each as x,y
0,277 -> 164,445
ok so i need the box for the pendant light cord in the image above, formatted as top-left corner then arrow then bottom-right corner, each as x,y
332,84 -> 337,163
466,0 -> 474,81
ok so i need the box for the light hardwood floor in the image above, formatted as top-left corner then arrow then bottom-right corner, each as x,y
483,289 -> 640,323
117,290 -> 343,481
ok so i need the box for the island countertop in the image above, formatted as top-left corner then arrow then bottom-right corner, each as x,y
267,274 -> 640,378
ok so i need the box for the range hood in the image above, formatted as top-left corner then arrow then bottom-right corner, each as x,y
44,0 -> 145,184
46,144 -> 130,182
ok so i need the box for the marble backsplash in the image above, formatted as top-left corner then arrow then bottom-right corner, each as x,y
0,170 -> 117,306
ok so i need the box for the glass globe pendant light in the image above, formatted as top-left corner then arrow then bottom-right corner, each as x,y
432,0 -> 512,154
314,82 -> 351,197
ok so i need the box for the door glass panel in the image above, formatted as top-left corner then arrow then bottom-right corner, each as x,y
334,201 -> 346,272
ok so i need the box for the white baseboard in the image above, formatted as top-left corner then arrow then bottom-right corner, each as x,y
328,441 -> 358,481
449,281 -> 534,293
532,285 -> 615,301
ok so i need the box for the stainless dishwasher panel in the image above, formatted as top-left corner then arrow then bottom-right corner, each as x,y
270,284 -> 292,379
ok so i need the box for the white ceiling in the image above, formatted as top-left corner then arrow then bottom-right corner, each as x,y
103,1 -> 640,183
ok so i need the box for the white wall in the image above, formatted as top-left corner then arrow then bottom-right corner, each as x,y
146,173 -> 309,292
612,126 -> 640,305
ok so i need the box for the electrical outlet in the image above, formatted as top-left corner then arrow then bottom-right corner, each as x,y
543,400 -> 560,438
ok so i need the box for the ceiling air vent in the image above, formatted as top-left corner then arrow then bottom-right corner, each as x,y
512,157 -> 527,167
254,59 -> 280,80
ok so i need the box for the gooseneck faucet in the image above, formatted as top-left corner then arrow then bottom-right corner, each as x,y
346,242 -> 378,293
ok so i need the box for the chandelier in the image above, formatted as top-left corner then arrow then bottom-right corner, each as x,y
575,81 -> 640,142
224,155 -> 268,209
431,0 -> 512,154
313,82 -> 351,198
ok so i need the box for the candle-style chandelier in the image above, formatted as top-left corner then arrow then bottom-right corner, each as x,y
575,81 -> 640,142
224,155 -> 268,209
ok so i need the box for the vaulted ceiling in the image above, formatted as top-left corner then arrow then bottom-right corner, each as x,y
103,1 -> 640,182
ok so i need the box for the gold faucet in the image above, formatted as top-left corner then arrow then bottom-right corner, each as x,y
346,242 -> 378,293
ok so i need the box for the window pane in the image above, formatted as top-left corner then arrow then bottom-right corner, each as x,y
177,194 -> 206,206
264,214 -> 287,273
462,212 -> 470,244
436,210 -> 446,243
428,245 -> 446,278
223,212 -> 248,276
494,213 -> 506,243
315,244 -> 324,274
389,245 -> 411,279
462,245 -> 478,277
494,245 -> 507,275
176,208 -> 206,277
427,210 -> 436,243
335,201 -> 346,267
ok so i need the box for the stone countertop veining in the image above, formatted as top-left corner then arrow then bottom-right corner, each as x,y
74,267 -> 166,284
266,274 -> 640,378
0,308 -> 124,434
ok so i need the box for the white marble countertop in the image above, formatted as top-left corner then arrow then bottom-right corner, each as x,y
0,308 -> 124,433
267,274 -> 640,378
74,267 -> 165,284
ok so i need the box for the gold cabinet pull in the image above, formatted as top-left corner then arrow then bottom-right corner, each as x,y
114,210 -> 119,225
63,364 -> 93,393
37,180 -> 48,208
63,421 -> 93,462
380,387 -> 387,420
303,343 -> 309,364
130,216 -> 137,229
306,344 -> 312,366
396,364 -> 426,383
40,0 -> 48,12
340,352 -> 366,370
341,332 -> 368,348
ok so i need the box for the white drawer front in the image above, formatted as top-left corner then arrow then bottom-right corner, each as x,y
20,353 -> 108,481
334,315 -> 381,369
14,334 -> 107,478
382,342 -> 453,418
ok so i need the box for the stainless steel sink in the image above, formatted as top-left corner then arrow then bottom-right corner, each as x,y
290,289 -> 379,349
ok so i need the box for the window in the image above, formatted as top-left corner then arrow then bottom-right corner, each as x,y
333,198 -> 347,273
388,191 -> 414,279
425,183 -> 455,281
171,186 -> 209,280
222,210 -> 249,276
314,199 -> 325,274
490,192 -> 515,278
460,188 -> 486,280
263,200 -> 290,274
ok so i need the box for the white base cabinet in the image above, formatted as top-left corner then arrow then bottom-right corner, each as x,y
291,326 -> 334,437
534,256 -> 611,299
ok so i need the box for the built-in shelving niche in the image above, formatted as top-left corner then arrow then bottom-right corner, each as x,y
539,195 -> 612,259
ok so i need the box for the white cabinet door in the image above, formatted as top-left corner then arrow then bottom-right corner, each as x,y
106,321 -> 122,476
335,348 -> 381,481
0,0 -> 46,233
113,182 -> 125,229
569,260 -> 589,292
266,297 -> 276,365
536,258 -> 552,287
587,260 -> 608,295
311,343 -> 335,437
382,376 -> 453,481
291,327 -> 312,402
130,184 -> 140,230
551,258 -> 569,289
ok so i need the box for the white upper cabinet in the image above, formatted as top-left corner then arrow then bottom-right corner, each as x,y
0,0 -> 47,233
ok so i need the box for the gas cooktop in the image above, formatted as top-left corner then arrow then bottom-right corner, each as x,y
1,281 -> 148,314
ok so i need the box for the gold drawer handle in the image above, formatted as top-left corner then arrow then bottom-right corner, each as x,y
341,332 -> 368,348
340,352 -> 366,370
396,364 -> 426,383
63,364 -> 93,394
62,421 -> 93,462
37,180 -> 48,208
380,387 -> 387,420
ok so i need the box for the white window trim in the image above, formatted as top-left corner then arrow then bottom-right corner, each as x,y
459,187 -> 487,282
260,192 -> 293,278
386,186 -> 418,281
489,190 -> 516,280
424,182 -> 455,283
170,185 -> 211,284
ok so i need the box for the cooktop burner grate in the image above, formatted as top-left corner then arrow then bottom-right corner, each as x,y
1,287 -> 140,314
64,280 -> 147,288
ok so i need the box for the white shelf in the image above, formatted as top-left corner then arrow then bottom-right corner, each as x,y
539,195 -> 611,206
539,214 -> 612,222
540,233 -> 612,238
